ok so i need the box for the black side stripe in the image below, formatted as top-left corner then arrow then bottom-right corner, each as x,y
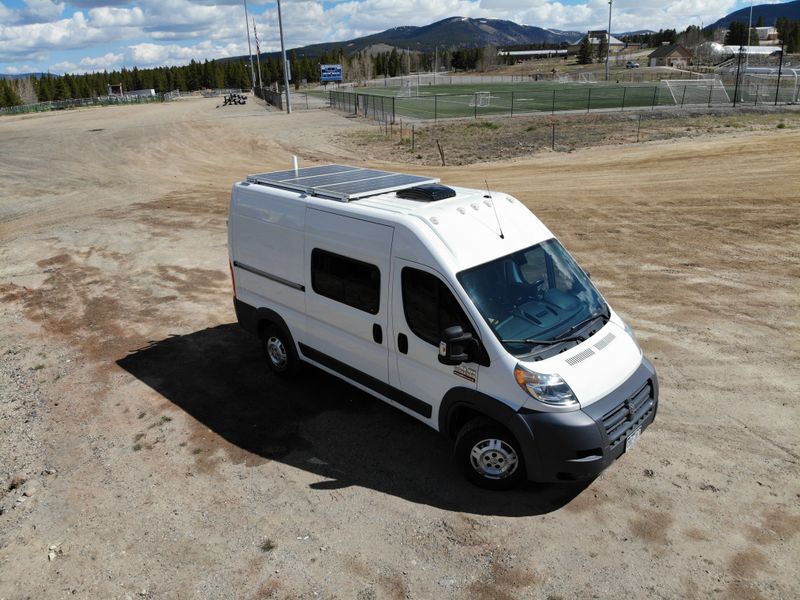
233,261 -> 305,291
298,343 -> 433,419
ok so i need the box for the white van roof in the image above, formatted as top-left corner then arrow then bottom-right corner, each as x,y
241,164 -> 554,271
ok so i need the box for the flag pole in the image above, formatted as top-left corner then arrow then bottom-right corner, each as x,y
276,0 -> 292,113
253,18 -> 265,99
242,0 -> 256,92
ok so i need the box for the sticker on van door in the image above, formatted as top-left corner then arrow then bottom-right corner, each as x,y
453,364 -> 477,383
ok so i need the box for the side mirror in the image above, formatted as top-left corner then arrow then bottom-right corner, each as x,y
438,325 -> 474,366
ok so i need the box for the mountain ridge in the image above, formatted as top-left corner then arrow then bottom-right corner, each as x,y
707,0 -> 800,29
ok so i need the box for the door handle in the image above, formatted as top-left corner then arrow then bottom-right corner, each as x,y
398,333 -> 408,354
373,323 -> 383,344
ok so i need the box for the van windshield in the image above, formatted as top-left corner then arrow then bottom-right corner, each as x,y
457,239 -> 608,356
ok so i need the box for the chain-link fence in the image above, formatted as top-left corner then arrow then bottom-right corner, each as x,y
0,94 -> 165,115
329,79 -> 799,123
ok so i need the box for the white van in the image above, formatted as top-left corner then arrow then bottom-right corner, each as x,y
228,164 -> 658,489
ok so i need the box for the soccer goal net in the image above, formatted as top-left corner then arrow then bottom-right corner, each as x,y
578,73 -> 596,83
397,82 -> 418,97
660,79 -> 731,106
468,91 -> 492,107
742,73 -> 800,103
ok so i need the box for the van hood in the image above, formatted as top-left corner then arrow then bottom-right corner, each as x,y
523,321 -> 643,408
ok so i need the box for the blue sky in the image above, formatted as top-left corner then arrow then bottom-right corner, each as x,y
0,0 -> 768,74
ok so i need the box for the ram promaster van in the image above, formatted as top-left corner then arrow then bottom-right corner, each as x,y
228,164 -> 658,489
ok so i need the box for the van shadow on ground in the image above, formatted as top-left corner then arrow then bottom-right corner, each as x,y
116,323 -> 590,516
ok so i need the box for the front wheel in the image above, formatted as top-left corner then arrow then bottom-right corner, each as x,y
454,418 -> 525,490
262,325 -> 300,377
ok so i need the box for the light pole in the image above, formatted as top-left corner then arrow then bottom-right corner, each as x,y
276,0 -> 292,113
605,0 -> 613,81
242,0 -> 256,92
746,0 -> 753,70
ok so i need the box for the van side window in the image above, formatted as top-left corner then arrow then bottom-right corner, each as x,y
402,267 -> 473,345
311,249 -> 380,314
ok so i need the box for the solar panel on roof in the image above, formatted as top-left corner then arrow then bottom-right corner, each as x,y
246,164 -> 438,202
257,164 -> 355,182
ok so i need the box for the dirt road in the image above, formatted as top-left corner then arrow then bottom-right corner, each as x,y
1,97 -> 798,599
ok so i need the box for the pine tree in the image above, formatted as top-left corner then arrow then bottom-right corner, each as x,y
577,36 -> 593,64
596,33 -> 608,63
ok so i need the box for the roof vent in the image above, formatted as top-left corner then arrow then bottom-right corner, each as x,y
396,184 -> 456,202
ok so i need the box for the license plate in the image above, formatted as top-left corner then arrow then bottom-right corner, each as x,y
625,427 -> 642,452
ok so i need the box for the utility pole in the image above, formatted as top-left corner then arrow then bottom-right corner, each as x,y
242,0 -> 256,92
276,0 -> 292,113
606,0 -> 613,81
746,0 -> 754,70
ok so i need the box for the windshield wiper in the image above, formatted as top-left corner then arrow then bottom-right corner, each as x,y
500,334 -> 586,346
555,305 -> 609,340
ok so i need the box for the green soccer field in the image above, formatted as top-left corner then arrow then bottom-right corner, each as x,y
326,81 -> 738,121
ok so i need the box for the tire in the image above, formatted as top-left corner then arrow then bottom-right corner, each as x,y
454,418 -> 525,490
261,324 -> 300,377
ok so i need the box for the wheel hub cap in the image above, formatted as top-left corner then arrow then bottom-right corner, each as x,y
470,438 -> 519,479
266,337 -> 287,368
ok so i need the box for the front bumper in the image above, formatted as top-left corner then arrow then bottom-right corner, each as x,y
510,357 -> 659,482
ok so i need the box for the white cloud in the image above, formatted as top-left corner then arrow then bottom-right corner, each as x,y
0,0 -> 64,25
49,51 -> 122,72
0,11 -> 134,61
126,40 -> 247,66
87,6 -> 145,27
3,63 -> 36,73
20,0 -> 65,23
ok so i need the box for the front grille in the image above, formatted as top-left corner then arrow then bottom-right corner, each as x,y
601,381 -> 654,449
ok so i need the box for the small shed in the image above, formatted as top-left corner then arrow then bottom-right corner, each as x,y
648,44 -> 692,68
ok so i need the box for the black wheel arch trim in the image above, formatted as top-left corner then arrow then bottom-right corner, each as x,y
439,387 -> 541,478
234,298 -> 297,351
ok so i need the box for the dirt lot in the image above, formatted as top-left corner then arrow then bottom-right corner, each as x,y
341,108 -> 800,166
1,97 -> 798,599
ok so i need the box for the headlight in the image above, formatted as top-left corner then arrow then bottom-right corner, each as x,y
514,364 -> 578,407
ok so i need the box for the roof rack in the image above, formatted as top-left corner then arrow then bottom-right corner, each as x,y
246,164 -> 439,202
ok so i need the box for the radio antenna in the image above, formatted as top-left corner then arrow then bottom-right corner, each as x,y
485,179 -> 504,239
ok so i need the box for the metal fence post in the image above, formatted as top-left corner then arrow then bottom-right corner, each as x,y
680,86 -> 687,108
510,91 -> 514,117
552,89 -> 556,115
651,86 -> 658,110
755,85 -> 759,106
435,94 -> 438,122
637,113 -> 642,142
474,95 -> 477,119
552,122 -> 556,151
621,87 -> 627,111
412,124 -> 415,152
708,85 -> 713,108
587,88 -> 592,113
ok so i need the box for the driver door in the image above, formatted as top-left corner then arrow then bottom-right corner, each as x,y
389,260 -> 480,429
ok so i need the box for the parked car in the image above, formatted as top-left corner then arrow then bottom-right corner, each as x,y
626,61 -> 640,68
228,164 -> 659,489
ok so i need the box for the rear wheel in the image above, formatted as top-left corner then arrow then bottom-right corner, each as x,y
262,324 -> 300,376
454,418 -> 525,490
